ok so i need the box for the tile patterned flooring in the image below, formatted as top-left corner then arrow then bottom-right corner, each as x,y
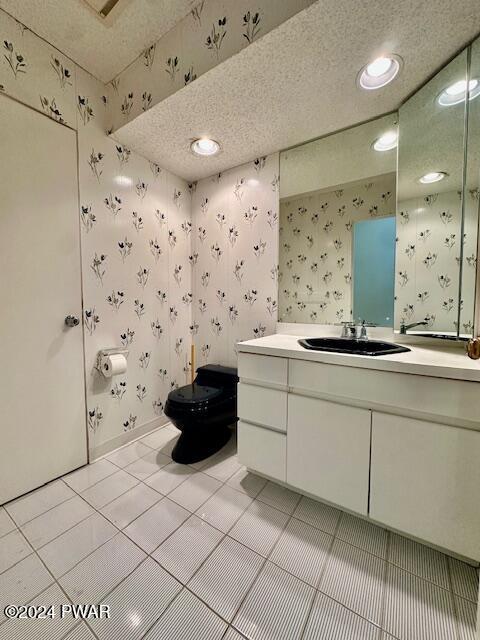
0,423 -> 478,640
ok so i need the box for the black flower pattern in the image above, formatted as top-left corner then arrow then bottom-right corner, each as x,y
81,205 -> 96,231
88,149 -> 104,181
165,56 -> 179,81
206,17 -> 227,57
40,96 -> 65,123
3,40 -> 26,77
243,11 -> 261,44
77,96 -> 94,124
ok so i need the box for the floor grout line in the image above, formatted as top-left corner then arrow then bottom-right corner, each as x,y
3,480 -> 79,527
16,495 -> 109,555
296,508 -> 347,640
3,477 -> 478,605
1,425 -> 478,640
6,485 -> 467,639
378,528 -> 391,634
447,550 -> 464,640
0,522 -> 93,638
63,460 -> 119,492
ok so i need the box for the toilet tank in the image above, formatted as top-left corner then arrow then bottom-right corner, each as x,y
195,365 -> 238,388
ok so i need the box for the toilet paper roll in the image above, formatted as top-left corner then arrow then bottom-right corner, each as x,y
101,353 -> 127,378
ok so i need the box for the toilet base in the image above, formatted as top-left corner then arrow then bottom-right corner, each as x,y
171,425 -> 231,464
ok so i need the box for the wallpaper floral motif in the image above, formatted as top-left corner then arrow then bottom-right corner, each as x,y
279,174 -> 396,324
108,0 -> 314,132
191,154 -> 280,367
77,67 -> 192,455
0,7 -> 281,454
0,11 -> 76,127
0,9 -> 192,456
395,189 -> 477,335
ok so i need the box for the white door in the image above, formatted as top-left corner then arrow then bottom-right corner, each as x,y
0,95 -> 87,504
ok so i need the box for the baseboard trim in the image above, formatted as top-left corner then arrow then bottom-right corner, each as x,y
89,415 -> 170,461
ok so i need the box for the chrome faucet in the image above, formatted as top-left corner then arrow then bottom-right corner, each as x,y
340,322 -> 357,338
400,320 -> 429,334
359,320 -> 368,341
340,320 -> 369,340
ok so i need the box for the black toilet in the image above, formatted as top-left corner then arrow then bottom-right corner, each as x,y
164,364 -> 239,464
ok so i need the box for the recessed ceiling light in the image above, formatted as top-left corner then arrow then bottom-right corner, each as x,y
357,55 -> 402,90
418,171 -> 448,184
191,138 -> 220,156
373,130 -> 398,151
437,78 -> 480,106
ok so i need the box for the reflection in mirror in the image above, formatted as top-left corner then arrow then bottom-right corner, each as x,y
279,114 -> 397,326
395,49 -> 469,336
463,39 -> 480,337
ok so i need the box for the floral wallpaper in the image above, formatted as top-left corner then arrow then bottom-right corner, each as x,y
0,8 -> 192,456
108,0 -> 314,132
0,7 -> 281,455
0,11 -> 76,127
191,154 -> 280,367
279,174 -> 396,324
395,189 -> 477,336
77,67 -> 192,455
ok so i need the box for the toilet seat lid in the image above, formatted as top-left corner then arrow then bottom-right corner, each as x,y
169,383 -> 222,405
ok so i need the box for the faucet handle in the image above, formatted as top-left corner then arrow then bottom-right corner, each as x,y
359,320 -> 368,340
348,324 -> 358,338
338,321 -> 353,338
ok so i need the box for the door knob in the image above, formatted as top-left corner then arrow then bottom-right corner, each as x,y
65,315 -> 80,328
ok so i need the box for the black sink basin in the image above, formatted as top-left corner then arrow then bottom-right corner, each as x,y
298,337 -> 411,356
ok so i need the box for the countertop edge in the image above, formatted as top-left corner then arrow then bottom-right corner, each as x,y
237,342 -> 480,383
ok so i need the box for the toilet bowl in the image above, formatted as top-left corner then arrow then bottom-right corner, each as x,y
164,364 -> 238,464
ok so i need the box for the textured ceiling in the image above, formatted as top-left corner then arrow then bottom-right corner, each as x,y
0,0 -> 195,81
114,0 -> 480,181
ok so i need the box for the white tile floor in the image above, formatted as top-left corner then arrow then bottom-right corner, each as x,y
0,422 -> 478,640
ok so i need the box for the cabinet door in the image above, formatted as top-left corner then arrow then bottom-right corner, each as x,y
370,412 -> 480,560
287,395 -> 371,514
238,421 -> 286,482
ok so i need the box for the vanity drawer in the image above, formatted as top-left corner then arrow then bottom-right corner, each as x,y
289,358 -> 479,428
238,382 -> 287,432
237,421 -> 286,482
238,353 -> 288,387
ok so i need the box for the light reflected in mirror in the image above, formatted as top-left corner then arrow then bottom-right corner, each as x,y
395,49 -> 472,337
279,114 -> 397,326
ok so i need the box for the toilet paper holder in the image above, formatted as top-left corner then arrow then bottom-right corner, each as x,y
96,348 -> 129,376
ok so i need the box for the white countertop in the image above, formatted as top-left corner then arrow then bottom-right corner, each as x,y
238,333 -> 480,382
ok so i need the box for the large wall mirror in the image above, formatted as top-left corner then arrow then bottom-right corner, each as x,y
279,114 -> 397,327
279,41 -> 480,339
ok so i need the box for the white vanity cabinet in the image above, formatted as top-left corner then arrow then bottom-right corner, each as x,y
287,395 -> 371,514
237,353 -> 288,483
237,421 -> 286,482
370,412 -> 480,560
237,345 -> 480,561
